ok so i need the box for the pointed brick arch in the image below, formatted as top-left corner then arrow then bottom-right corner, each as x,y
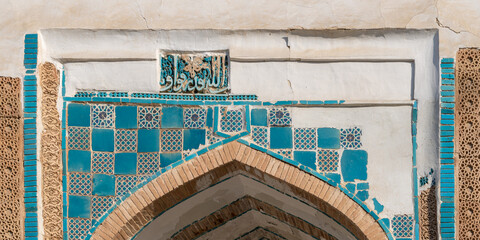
91,141 -> 388,240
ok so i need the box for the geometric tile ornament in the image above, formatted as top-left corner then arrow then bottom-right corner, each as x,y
391,214 -> 414,238
317,149 -> 339,172
340,127 -> 362,149
294,128 -> 316,150
91,105 -> 114,128
268,107 -> 291,126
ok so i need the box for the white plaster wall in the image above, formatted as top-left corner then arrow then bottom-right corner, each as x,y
0,0 -> 478,78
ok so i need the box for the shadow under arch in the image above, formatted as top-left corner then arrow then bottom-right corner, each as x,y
89,141 -> 391,240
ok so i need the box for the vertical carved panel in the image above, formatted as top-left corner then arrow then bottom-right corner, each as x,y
39,63 -> 63,239
419,186 -> 438,240
456,49 -> 480,239
0,76 -> 23,239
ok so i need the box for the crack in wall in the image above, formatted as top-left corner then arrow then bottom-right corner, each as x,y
134,0 -> 151,30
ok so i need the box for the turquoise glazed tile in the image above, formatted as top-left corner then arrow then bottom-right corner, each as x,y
392,214 -> 414,238
341,150 -> 368,182
92,174 -> 115,196
269,107 -> 291,126
184,108 -> 206,129
115,175 -> 139,198
161,106 -> 183,128
115,106 -> 137,129
138,129 -> 160,152
356,190 -> 369,201
317,150 -> 339,172
114,153 -> 137,175
92,129 -> 114,152
220,108 -> 244,132
114,129 -> 137,152
137,153 -> 160,175
252,127 -> 268,148
294,128 -> 316,150
68,218 -> 91,240
68,195 -> 91,218
293,151 -> 316,170
160,152 -> 182,168
346,183 -> 356,193
68,150 -> 91,173
91,196 -> 114,220
340,127 -> 362,149
373,198 -> 384,213
68,103 -> 90,127
183,129 -> 206,150
69,173 -> 92,195
91,104 -> 114,128
161,129 -> 182,152
251,109 -> 267,126
274,149 -> 292,159
138,106 -> 161,129
317,128 -> 340,149
270,127 -> 292,149
68,127 -> 90,150
206,107 -> 214,127
92,152 -> 114,174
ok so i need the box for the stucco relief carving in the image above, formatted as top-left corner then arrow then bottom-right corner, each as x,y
39,62 -> 63,239
419,186 -> 438,240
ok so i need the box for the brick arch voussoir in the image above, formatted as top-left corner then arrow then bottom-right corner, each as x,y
91,141 -> 388,240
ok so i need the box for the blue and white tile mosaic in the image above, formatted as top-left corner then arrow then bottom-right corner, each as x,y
69,173 -> 92,196
68,218 -> 91,240
317,150 -> 339,172
184,108 -> 206,129
114,129 -> 137,152
268,107 -> 291,126
252,127 -> 268,148
68,127 -> 91,150
392,214 -> 414,238
340,127 -> 362,149
294,128 -> 317,150
138,106 -> 161,129
91,196 -> 114,220
161,129 -> 183,152
92,152 -> 114,174
91,105 -> 114,128
220,108 -> 244,132
137,153 -> 160,175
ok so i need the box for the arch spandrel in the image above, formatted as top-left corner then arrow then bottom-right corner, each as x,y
90,141 -> 389,240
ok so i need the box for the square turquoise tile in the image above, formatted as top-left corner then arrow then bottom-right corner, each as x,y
317,128 -> 340,149
68,150 -> 91,173
115,106 -> 137,129
92,129 -> 114,152
183,129 -> 206,150
270,127 -> 292,149
160,152 -> 182,168
92,174 -> 115,196
68,103 -> 90,127
341,150 -> 368,182
68,195 -> 91,218
161,106 -> 183,128
293,151 -> 316,170
138,129 -> 160,152
251,109 -> 267,126
114,153 -> 137,175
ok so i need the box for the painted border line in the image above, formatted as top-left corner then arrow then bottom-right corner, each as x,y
439,58 -> 455,240
23,33 -> 39,240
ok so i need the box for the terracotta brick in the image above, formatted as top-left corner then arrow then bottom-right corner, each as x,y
259,156 -> 271,172
319,184 -> 332,199
294,171 -> 306,186
300,174 -> 311,190
340,198 -> 354,214
327,188 -> 341,206
265,158 -> 276,174
345,204 -> 359,219
127,196 -> 143,213
206,151 -> 219,168
165,171 -> 179,189
195,156 -> 209,173
185,162 -> 198,179
138,190 -> 152,206
307,177 -> 319,194
223,142 -> 236,160
217,147 -> 228,164
235,144 -> 247,160
118,229 -> 129,240
176,166 -> 189,182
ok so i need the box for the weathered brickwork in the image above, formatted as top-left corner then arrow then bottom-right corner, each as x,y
0,76 -> 23,239
91,141 -> 387,240
419,186 -> 438,240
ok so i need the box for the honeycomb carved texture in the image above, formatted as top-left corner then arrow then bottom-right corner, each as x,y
0,77 -> 23,239
419,186 -> 438,240
456,48 -> 480,239
39,63 -> 63,239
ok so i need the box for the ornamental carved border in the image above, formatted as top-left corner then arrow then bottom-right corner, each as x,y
419,186 -> 437,240
456,48 -> 480,239
39,62 -> 63,239
0,76 -> 23,239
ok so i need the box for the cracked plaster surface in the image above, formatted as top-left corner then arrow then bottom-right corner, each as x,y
1,0 -> 480,77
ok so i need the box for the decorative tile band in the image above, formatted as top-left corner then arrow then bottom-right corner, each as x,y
439,57 -> 455,239
159,51 -> 229,94
23,33 -> 38,240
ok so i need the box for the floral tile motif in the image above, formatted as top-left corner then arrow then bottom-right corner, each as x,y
91,105 -> 114,128
317,150 -> 339,172
275,149 -> 292,159
68,218 -> 91,240
161,129 -> 183,152
91,196 -> 114,220
268,108 -> 291,126
294,128 -> 316,150
340,127 -> 362,149
68,127 -> 91,150
115,175 -> 139,198
92,152 -> 114,174
392,214 -> 414,238
138,107 -> 161,129
115,129 -> 137,152
252,127 -> 268,148
220,108 -> 244,132
137,153 -> 160,175
184,108 -> 206,129
69,173 -> 92,196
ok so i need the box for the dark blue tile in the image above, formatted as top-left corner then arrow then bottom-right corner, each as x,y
138,129 -> 160,152
270,127 -> 292,149
341,150 -> 368,182
92,174 -> 116,196
251,109 -> 267,126
114,153 -> 137,174
293,151 -> 316,169
160,152 -> 182,168
92,129 -> 114,152
68,103 -> 90,127
115,106 -> 137,129
317,128 -> 340,149
68,195 -> 91,218
68,150 -> 91,173
183,129 -> 206,150
161,106 -> 183,128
